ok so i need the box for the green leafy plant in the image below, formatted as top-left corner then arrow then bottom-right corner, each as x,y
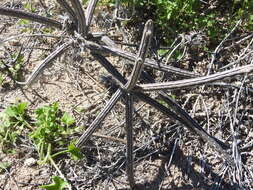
17,19 -> 30,25
0,102 -> 31,152
0,101 -> 82,161
17,19 -> 32,33
0,52 -> 24,85
26,102 -> 83,189
10,53 -> 24,80
116,0 -> 252,45
40,176 -> 68,190
24,2 -> 36,13
0,161 -> 11,173
29,102 -> 82,163
66,143 -> 83,160
231,0 -> 253,30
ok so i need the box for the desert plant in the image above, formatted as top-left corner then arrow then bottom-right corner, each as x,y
0,0 -> 253,189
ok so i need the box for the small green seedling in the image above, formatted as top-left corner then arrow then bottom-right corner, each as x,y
0,52 -> 24,85
40,176 -> 68,190
61,112 -> 75,131
0,102 -> 31,152
0,161 -> 11,173
24,2 -> 36,13
67,143 -> 83,160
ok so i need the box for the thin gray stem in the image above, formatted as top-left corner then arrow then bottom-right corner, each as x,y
76,89 -> 123,147
16,41 -> 73,86
125,93 -> 135,188
139,64 -> 253,91
82,39 -> 199,77
208,19 -> 242,74
0,7 -> 62,29
69,0 -> 87,35
125,20 -> 153,90
56,0 -> 77,24
85,0 -> 98,31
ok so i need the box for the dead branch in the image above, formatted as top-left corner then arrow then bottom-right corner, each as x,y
139,64 -> 253,91
0,7 -> 62,29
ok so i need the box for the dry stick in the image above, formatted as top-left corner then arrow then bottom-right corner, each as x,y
0,34 -> 68,44
123,20 -> 153,188
210,82 -> 253,94
125,19 -> 153,90
224,33 -> 253,50
125,93 -> 135,188
16,41 -> 73,86
56,0 -> 77,23
101,35 -> 117,47
82,39 -> 200,77
0,7 -> 62,29
69,0 -> 87,36
85,0 -> 98,29
76,89 -> 123,147
231,76 -> 247,182
221,46 -> 253,70
208,19 -> 242,75
138,64 -> 253,91
91,53 -> 234,167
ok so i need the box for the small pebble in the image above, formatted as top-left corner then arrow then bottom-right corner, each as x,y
24,158 -> 37,167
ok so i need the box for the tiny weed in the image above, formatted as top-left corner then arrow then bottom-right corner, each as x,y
66,143 -> 83,160
10,52 -> 24,80
42,27 -> 54,34
40,176 -> 68,190
0,102 -> 31,153
0,101 -> 83,163
29,102 -> 82,163
0,52 -> 24,85
17,19 -> 32,33
17,19 -> 30,26
24,2 -> 36,13
0,161 -> 11,173
0,75 -> 3,86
